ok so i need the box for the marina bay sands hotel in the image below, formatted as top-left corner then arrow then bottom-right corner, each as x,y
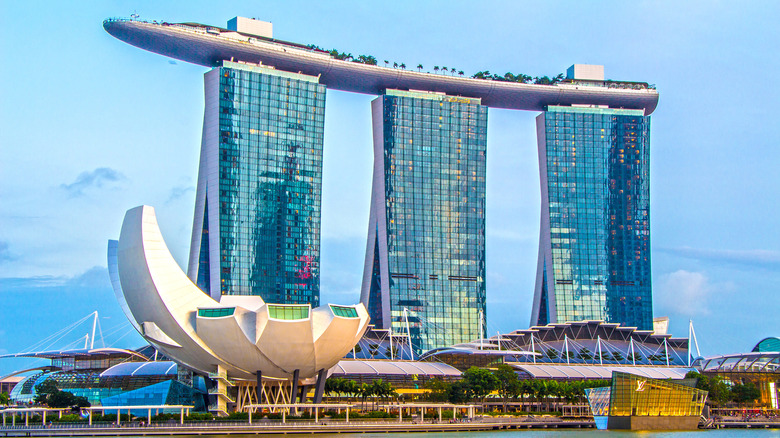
104,17 -> 658,353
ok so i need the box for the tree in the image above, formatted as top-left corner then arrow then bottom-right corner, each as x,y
731,382 -> 761,405
423,378 -> 449,402
34,380 -> 59,405
0,392 -> 10,406
462,366 -> 498,405
358,382 -> 371,406
471,70 -> 491,79
493,364 -> 520,412
686,371 -> 730,406
384,345 -> 399,359
34,379 -> 89,409
434,66 -> 440,74
534,76 -> 552,85
545,348 -> 559,360
399,63 -> 406,70
384,60 -> 389,67
446,381 -> 472,404
356,55 -> 377,65
393,62 -> 398,68
458,70 -> 464,77
417,64 -> 423,72
343,379 -> 361,399
325,377 -> 345,399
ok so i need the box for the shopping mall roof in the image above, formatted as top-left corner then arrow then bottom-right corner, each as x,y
330,360 -> 461,377
0,348 -> 149,361
100,361 -> 178,377
508,363 -> 693,380
501,320 -> 688,348
695,352 -> 780,374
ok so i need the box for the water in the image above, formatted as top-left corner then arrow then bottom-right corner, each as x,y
105,430 -> 780,438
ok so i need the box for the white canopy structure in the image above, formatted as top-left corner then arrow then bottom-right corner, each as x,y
108,205 -> 370,381
508,364 -> 692,380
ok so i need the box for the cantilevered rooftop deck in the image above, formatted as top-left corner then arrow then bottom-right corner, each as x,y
103,18 -> 659,114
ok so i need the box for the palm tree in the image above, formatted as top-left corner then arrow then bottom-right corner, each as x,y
417,64 -> 423,71
0,392 -> 10,406
442,66 -> 448,74
384,60 -> 389,67
434,66 -> 440,74
399,63 -> 406,70
458,70 -> 464,77
393,62 -> 398,68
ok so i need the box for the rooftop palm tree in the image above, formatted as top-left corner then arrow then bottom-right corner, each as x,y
434,66 -> 440,73
399,63 -> 406,70
393,62 -> 398,68
417,64 -> 423,71
458,70 -> 464,76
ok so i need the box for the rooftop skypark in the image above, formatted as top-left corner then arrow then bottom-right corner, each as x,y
103,17 -> 659,114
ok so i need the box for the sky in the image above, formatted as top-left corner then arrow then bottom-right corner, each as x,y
1,0 -> 779,376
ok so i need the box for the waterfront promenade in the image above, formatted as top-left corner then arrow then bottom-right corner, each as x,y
2,416 -> 780,436
0,417 -> 596,436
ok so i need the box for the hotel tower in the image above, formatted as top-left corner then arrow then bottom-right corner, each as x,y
361,90 -> 488,353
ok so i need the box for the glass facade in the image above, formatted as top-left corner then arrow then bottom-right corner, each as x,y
362,89 -> 487,353
101,380 -> 206,415
267,304 -> 309,320
331,305 -> 359,318
191,61 -> 326,306
197,308 -> 235,318
533,105 -> 652,330
607,372 -> 707,417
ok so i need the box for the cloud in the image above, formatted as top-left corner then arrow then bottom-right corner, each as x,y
166,185 -> 195,204
0,241 -> 12,263
60,167 -> 126,197
66,266 -> 111,289
0,266 -> 109,290
655,270 -> 733,317
657,246 -> 780,270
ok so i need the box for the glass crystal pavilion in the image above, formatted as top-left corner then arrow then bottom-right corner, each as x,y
361,90 -> 488,353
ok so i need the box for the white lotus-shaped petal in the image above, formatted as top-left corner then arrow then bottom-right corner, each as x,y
109,205 -> 369,380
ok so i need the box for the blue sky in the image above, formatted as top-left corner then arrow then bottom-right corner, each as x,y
1,1 -> 778,376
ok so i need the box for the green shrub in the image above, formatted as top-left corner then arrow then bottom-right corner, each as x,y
185,412 -> 213,421
57,414 -> 86,422
364,410 -> 393,418
226,412 -> 248,420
